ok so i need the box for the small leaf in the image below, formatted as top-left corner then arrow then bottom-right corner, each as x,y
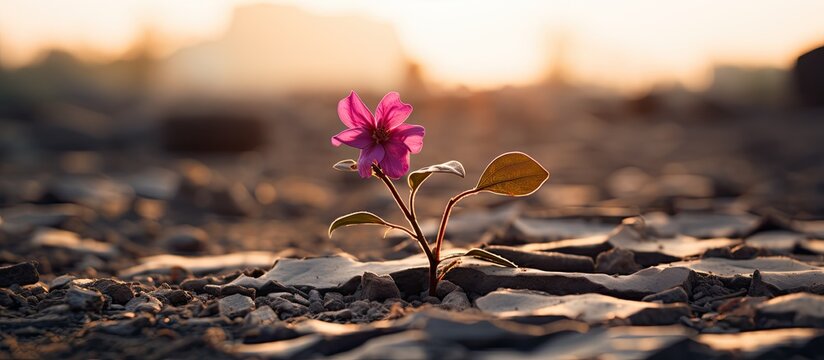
333,159 -> 358,172
474,152 -> 549,196
408,161 -> 465,191
329,211 -> 391,237
464,248 -> 517,268
438,248 -> 517,268
437,258 -> 462,280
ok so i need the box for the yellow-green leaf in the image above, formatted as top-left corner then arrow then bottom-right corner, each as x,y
464,248 -> 517,268
439,248 -> 517,268
333,159 -> 358,172
474,152 -> 549,196
328,211 -> 390,237
408,161 -> 465,191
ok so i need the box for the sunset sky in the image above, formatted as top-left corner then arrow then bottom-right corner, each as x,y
1,0 -> 823,91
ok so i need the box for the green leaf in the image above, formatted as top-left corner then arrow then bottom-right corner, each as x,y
408,161 -> 466,191
328,211 -> 392,237
474,152 -> 549,196
438,248 -> 517,268
333,159 -> 358,172
464,248 -> 518,268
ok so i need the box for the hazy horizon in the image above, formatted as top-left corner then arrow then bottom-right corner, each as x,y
1,1 -> 823,93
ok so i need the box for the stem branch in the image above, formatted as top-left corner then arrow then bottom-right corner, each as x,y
372,165 -> 435,265
433,189 -> 480,260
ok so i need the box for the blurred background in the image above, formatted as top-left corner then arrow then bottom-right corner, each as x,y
1,1 -> 824,271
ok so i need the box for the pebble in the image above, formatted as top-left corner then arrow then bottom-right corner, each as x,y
366,303 -> 388,320
441,291 -> 471,311
203,284 -> 222,296
436,280 -> 461,299
359,272 -> 401,302
595,248 -> 641,275
319,308 -> 353,322
642,287 -> 690,304
422,296 -> 441,305
49,275 -> 76,290
292,294 -> 310,306
126,294 -> 163,314
270,297 -> 308,319
350,300 -> 370,315
0,262 -> 39,288
220,284 -> 255,297
309,301 -> 325,314
219,294 -> 255,318
308,289 -> 322,302
91,279 -> 134,305
180,278 -> 210,293
159,225 -> 208,254
748,270 -> 774,297
154,289 -> 191,306
244,306 -> 278,326
67,286 -> 104,312
324,298 -> 345,311
0,288 -> 23,308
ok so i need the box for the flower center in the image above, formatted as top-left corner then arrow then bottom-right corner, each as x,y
372,127 -> 391,144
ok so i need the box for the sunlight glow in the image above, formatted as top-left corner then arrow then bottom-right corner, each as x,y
1,0 -> 823,91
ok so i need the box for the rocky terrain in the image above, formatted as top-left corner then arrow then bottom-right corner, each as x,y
2,151 -> 824,360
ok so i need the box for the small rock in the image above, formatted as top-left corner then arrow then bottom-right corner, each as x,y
0,288 -> 21,308
244,306 -> 278,326
292,294 -> 310,307
25,283 -> 48,297
0,262 -> 39,288
366,304 -> 388,320
422,296 -> 441,305
126,294 -> 163,314
324,298 -> 345,311
309,301 -> 324,314
220,285 -> 255,297
436,280 -> 461,299
203,284 -> 222,296
642,287 -> 690,304
67,286 -> 104,312
271,297 -> 308,319
308,289 -> 322,302
159,226 -> 208,254
330,308 -> 353,321
748,270 -> 774,297
350,300 -> 370,315
91,279 -> 133,305
49,275 -> 76,290
730,244 -> 762,260
359,272 -> 401,302
257,280 -> 304,296
219,293 -> 255,318
180,278 -> 210,293
595,248 -> 641,275
441,291 -> 471,311
155,289 -> 191,306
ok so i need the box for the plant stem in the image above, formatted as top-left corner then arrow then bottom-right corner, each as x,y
433,189 -> 480,261
372,165 -> 438,295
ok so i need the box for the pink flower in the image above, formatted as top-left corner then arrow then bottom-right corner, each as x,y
331,91 -> 425,179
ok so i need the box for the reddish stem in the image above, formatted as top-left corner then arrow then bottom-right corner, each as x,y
372,165 -> 438,295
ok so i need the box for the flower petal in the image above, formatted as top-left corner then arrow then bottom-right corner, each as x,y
338,91 -> 374,129
331,128 -> 373,149
375,91 -> 413,130
390,124 -> 425,154
357,144 -> 385,178
379,140 -> 411,179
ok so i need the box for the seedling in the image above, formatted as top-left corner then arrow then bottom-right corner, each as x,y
329,91 -> 550,296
